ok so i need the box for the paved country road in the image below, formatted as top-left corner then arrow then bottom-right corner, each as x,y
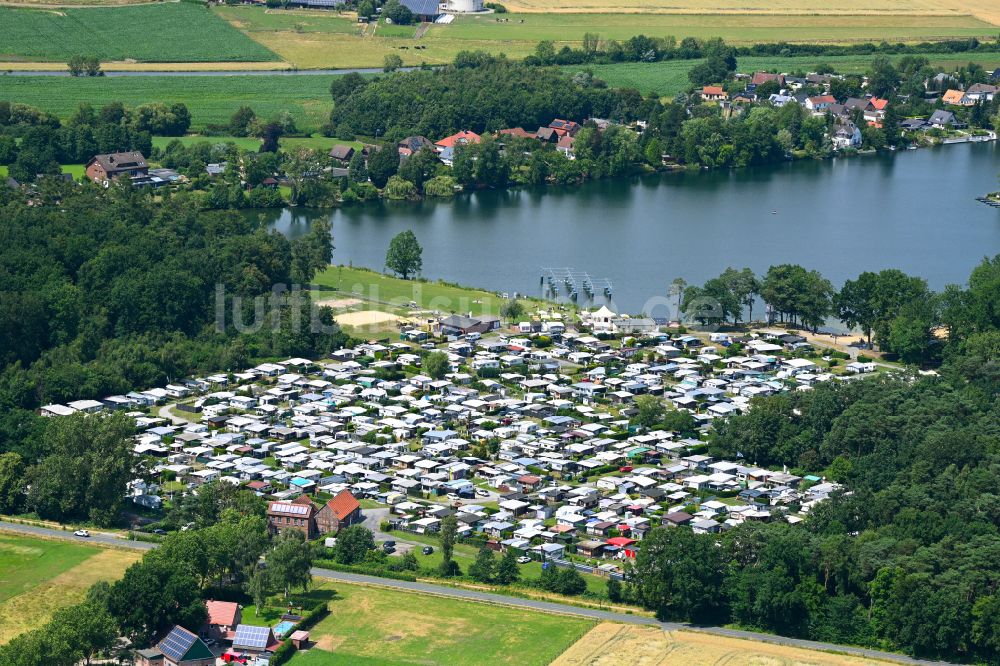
0,521 -> 952,666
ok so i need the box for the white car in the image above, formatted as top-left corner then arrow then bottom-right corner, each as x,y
516,556 -> 531,564
475,489 -> 490,498
73,530 -> 90,538
446,493 -> 461,501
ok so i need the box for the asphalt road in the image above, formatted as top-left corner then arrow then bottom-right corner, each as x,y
0,521 -> 953,665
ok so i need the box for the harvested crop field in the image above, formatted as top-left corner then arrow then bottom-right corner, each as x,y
501,0 -> 1000,22
553,623 -> 894,666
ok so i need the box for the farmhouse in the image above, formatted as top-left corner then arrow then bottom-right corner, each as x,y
85,152 -> 149,184
134,625 -> 214,666
700,86 -> 728,102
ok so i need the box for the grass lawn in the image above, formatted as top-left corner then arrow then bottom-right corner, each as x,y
0,4 -> 276,63
313,265 -> 523,319
0,534 -> 96,604
0,75 -> 336,133
291,580 -> 594,665
0,534 -> 140,644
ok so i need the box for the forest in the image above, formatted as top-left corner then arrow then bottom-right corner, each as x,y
0,180 -> 345,474
625,257 -> 1000,662
325,55 -> 650,141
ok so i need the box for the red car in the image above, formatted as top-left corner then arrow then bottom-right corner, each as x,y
619,466 -> 633,473
222,653 -> 248,664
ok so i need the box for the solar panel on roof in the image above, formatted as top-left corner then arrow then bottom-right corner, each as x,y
159,626 -> 197,661
272,502 -> 309,515
234,624 -> 271,649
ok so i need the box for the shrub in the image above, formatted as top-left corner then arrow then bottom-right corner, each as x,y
384,175 -> 417,200
423,175 -> 457,197
270,640 -> 296,666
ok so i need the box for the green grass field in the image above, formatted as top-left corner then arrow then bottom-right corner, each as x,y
313,265 -> 545,318
0,3 -> 276,63
290,581 -> 594,665
0,75 -> 335,132
0,534 -> 141,644
0,534 -> 96,604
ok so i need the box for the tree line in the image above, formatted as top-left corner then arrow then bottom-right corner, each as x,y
678,256 -> 999,366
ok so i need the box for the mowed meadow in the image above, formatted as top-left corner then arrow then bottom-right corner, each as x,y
0,75 -> 336,132
0,534 -> 140,645
0,3 -> 277,63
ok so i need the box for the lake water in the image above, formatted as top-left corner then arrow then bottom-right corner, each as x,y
263,142 -> 1000,316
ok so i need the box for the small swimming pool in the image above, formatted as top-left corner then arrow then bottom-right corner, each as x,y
272,621 -> 296,638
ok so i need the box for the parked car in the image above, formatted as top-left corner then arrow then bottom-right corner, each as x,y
152,528 -> 166,535
422,546 -> 434,555
73,529 -> 90,538
446,493 -> 460,501
475,488 -> 490,497
516,556 -> 531,564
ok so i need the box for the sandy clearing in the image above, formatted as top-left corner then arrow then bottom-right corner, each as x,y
335,310 -> 402,327
553,624 -> 894,666
316,297 -> 363,309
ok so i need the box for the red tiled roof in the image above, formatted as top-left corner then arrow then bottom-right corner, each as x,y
435,130 -> 481,148
498,127 -> 535,139
701,86 -> 726,96
606,536 -> 637,547
206,600 -> 240,627
326,489 -> 361,521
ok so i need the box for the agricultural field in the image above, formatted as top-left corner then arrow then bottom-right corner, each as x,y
501,0 -> 1000,24
0,74 -> 336,132
286,580 -> 594,665
440,12 -> 997,47
210,5 -> 1000,69
552,623 -> 895,666
0,534 -> 140,644
214,5 -> 536,69
0,3 -> 277,63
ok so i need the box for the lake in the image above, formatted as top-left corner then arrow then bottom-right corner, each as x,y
263,142 -> 1000,316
